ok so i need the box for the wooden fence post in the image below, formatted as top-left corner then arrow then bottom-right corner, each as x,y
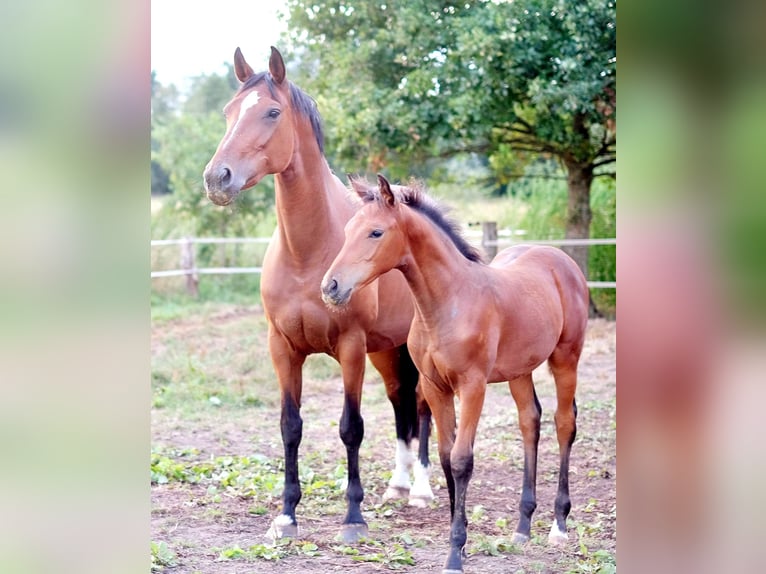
482,221 -> 498,260
180,237 -> 199,297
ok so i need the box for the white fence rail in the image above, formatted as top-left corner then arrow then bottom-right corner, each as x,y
151,229 -> 616,293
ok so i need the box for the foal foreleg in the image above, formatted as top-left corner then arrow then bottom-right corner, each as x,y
444,379 -> 486,574
509,374 -> 542,544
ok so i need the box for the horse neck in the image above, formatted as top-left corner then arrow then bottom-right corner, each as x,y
273,126 -> 349,264
398,210 -> 475,325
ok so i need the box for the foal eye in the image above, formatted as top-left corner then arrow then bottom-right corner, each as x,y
368,229 -> 384,239
267,108 -> 281,119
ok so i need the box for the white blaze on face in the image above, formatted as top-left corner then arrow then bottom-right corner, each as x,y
238,90 -> 261,121
223,90 -> 261,145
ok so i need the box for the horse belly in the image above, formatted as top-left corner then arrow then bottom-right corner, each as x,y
489,327 -> 559,383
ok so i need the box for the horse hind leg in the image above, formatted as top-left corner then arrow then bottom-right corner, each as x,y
409,381 -> 434,507
369,346 -> 434,506
547,347 -> 580,545
508,373 -> 542,544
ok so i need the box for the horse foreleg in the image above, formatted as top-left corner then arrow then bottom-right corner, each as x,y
337,336 -> 369,543
421,379 -> 456,515
265,331 -> 305,542
442,378 -> 485,574
509,374 -> 542,544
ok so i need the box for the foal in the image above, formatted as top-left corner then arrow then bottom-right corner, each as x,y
321,176 -> 589,573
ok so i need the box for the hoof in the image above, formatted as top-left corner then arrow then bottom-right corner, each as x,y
548,523 -> 568,545
407,496 -> 429,508
408,493 -> 434,508
265,515 -> 298,542
382,485 -> 410,501
442,547 -> 464,573
338,522 -> 368,543
511,531 -> 530,545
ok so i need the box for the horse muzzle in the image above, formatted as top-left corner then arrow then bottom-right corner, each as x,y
320,276 -> 353,307
203,163 -> 242,205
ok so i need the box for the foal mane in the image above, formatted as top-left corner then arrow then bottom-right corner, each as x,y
355,179 -> 485,264
238,72 -> 325,154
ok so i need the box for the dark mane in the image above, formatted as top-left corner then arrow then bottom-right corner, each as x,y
355,179 -> 485,264
238,72 -> 325,154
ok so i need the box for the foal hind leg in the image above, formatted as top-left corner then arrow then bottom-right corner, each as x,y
547,349 -> 579,545
508,374 -> 542,544
369,346 -> 434,506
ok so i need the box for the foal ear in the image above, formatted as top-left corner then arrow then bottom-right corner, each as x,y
377,174 -> 396,207
269,46 -> 287,85
349,176 -> 371,200
233,47 -> 255,83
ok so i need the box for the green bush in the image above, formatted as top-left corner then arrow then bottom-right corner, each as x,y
516,177 -> 616,318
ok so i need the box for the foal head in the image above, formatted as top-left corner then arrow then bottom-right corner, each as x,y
203,46 -> 324,206
321,175 -> 407,306
321,174 -> 483,306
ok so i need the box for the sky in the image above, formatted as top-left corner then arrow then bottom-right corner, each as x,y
151,0 -> 288,90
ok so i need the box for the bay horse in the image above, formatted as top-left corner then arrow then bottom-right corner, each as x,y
202,48 -> 433,543
321,176 -> 589,573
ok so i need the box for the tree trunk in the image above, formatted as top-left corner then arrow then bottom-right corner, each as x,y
562,158 -> 594,282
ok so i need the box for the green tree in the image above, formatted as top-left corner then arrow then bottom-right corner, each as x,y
286,0 -> 615,278
182,65 -> 239,116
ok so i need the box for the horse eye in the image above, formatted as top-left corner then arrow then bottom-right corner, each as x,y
267,108 -> 280,119
369,229 -> 384,239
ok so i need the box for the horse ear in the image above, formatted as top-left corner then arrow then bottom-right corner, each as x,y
269,46 -> 286,85
377,174 -> 396,207
233,47 -> 255,83
349,176 -> 369,200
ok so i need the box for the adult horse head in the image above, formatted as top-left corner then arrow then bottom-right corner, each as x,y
204,47 -> 318,205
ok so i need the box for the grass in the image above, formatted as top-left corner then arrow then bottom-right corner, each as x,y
151,301 -> 277,412
150,541 -> 177,571
151,301 -> 616,572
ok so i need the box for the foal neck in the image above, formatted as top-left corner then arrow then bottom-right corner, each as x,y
399,209 -> 478,322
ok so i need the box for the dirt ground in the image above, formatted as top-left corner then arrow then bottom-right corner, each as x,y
151,309 -> 615,573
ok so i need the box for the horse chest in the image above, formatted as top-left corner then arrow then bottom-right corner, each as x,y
409,325 -> 484,388
262,271 -> 337,353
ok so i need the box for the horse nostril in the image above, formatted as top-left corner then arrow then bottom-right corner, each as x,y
220,166 -> 231,185
204,165 -> 232,192
323,278 -> 338,296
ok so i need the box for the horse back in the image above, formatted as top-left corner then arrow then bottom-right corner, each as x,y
492,245 -> 589,349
